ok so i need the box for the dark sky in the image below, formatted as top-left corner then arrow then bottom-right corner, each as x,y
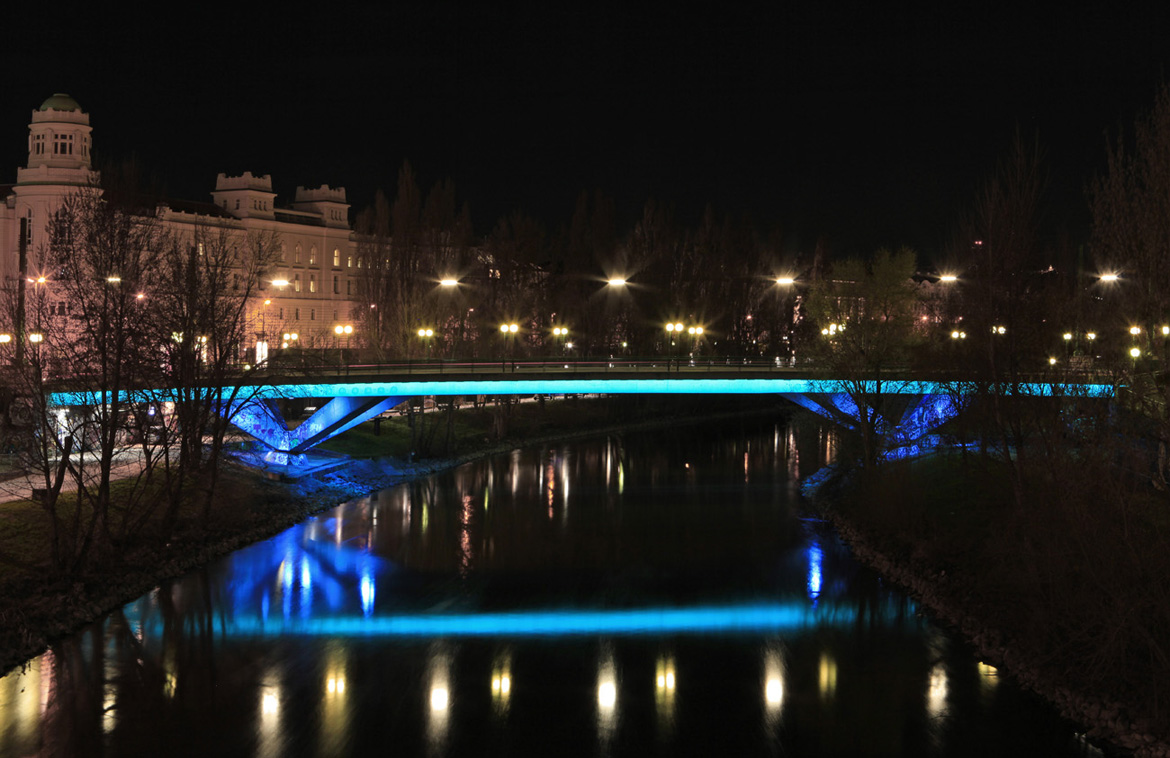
5,5 -> 1170,259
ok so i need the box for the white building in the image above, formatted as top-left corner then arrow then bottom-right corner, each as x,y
0,94 -> 363,353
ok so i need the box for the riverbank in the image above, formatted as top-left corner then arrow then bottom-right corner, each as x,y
819,456 -> 1170,757
0,396 -> 785,678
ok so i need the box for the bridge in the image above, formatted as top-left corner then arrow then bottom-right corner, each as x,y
47,359 -> 1114,467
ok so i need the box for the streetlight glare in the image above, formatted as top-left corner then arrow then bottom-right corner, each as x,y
439,278 -> 458,287
607,278 -> 627,286
1099,273 -> 1120,282
938,274 -> 958,283
271,279 -> 290,287
776,276 -> 796,286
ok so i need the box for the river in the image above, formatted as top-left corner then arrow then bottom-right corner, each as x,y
0,414 -> 1104,756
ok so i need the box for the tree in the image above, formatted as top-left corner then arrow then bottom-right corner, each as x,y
143,222 -> 279,528
803,247 -> 920,469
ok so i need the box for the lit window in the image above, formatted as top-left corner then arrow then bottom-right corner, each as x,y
309,246 -> 317,265
295,244 -> 302,264
309,274 -> 316,293
294,274 -> 301,292
333,249 -> 340,267
347,255 -> 353,268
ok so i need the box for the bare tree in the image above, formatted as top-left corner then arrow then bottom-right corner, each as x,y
803,247 -> 921,469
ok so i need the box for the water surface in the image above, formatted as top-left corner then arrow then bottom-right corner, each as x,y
0,417 -> 1101,756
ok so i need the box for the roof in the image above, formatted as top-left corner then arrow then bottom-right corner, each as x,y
38,94 -> 82,112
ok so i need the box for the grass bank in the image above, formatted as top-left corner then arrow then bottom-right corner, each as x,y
820,452 -> 1170,756
0,395 -> 784,677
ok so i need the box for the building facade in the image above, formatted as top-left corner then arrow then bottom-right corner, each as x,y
0,94 -> 363,357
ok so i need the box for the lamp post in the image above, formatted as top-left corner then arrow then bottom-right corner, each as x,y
665,322 -> 684,370
335,324 -> 353,373
417,327 -> 434,363
499,323 -> 518,371
552,326 -> 569,357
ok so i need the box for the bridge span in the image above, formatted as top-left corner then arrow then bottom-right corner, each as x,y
47,361 -> 1114,466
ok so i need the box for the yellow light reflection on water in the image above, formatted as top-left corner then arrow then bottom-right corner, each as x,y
818,653 -> 838,700
597,649 -> 618,740
427,646 -> 452,752
655,655 -> 677,733
491,652 -> 513,717
321,648 -> 349,755
927,663 -> 948,719
257,679 -> 282,758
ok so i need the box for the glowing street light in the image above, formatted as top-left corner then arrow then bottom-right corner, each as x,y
439,278 -> 459,287
775,276 -> 796,286
1130,325 -> 1141,336
1086,332 -> 1097,341
607,278 -> 627,287
938,274 -> 958,283
1099,273 -> 1120,283
1131,347 -> 1142,359
1062,332 -> 1073,341
271,278 -> 290,288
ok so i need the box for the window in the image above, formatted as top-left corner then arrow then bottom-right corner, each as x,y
32,134 -> 45,155
333,275 -> 339,294
235,199 -> 240,210
333,309 -> 338,321
52,133 -> 73,155
294,274 -> 301,292
310,309 -> 315,321
279,307 -> 284,319
309,274 -> 317,293
347,255 -> 353,268
280,242 -> 287,261
333,248 -> 340,267
309,246 -> 317,265
295,244 -> 302,264
294,308 -> 300,321
346,280 -> 352,296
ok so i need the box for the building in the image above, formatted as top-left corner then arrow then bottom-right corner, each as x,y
0,94 -> 363,356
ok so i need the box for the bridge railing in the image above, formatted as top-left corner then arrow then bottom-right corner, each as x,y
260,356 -> 805,378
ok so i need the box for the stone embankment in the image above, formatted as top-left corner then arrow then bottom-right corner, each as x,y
830,514 -> 1169,758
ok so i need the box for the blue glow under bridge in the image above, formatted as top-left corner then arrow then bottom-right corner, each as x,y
47,363 -> 1114,464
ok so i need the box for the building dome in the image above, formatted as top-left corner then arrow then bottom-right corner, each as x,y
38,93 -> 82,112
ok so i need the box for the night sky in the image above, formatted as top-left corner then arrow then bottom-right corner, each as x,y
5,5 -> 1170,260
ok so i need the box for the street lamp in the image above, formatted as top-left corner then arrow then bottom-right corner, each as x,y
499,323 -> 518,370
775,276 -> 796,286
552,326 -> 569,356
417,327 -> 434,361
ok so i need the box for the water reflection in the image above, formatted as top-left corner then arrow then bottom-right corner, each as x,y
0,418 -> 1103,757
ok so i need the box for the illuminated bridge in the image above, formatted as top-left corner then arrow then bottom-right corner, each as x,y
47,361 -> 1114,466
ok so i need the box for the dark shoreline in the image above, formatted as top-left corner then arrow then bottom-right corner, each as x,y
828,509 -> 1168,757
